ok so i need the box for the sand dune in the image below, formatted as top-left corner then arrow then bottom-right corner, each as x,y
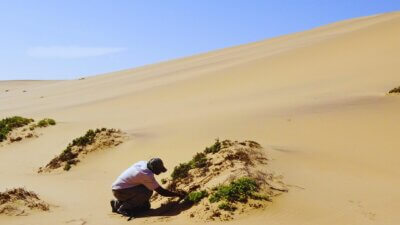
0,11 -> 400,225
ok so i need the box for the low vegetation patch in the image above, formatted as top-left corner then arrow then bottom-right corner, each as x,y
37,118 -> 56,127
217,202 -> 236,211
0,188 -> 49,216
171,162 -> 192,180
171,152 -> 208,180
38,128 -> 125,172
185,190 -> 208,204
388,86 -> 400,94
0,116 -> 33,142
152,139 -> 287,221
204,139 -> 221,154
170,140 -> 220,180
0,116 -> 56,145
209,177 -> 258,204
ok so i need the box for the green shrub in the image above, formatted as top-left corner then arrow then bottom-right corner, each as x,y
251,193 -> 271,201
2,116 -> 34,129
37,118 -> 56,127
71,129 -> 97,146
63,163 -> 71,171
47,118 -> 56,125
389,86 -> 400,94
171,152 -> 209,180
161,178 -> 167,184
29,124 -> 37,131
171,162 -> 192,180
59,146 -> 77,162
0,133 -> 6,142
190,152 -> 207,168
0,116 -> 34,142
218,202 -> 237,211
186,190 -> 208,203
66,128 -> 105,149
170,139 -> 226,180
209,177 -> 258,203
204,139 -> 221,154
60,159 -> 79,171
37,119 -> 48,127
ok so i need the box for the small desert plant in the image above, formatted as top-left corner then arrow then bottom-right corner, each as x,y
41,128 -> 121,172
37,119 -> 48,127
389,86 -> 400,94
47,118 -> 56,125
71,129 -> 98,146
171,152 -> 209,180
0,116 -> 34,142
63,163 -> 71,171
218,202 -> 237,211
37,118 -> 56,127
171,162 -> 192,180
29,124 -> 37,131
191,152 -> 208,168
185,190 -> 208,203
226,150 -> 253,166
0,132 -> 6,142
204,139 -> 221,154
58,146 -> 78,162
209,177 -> 259,203
251,193 -> 271,201
170,139 -> 226,180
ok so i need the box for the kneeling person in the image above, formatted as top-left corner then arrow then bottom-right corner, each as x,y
111,158 -> 184,216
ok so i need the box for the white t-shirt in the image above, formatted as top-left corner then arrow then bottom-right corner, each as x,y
112,161 -> 160,191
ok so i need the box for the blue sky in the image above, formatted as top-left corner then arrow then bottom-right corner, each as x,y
0,1 -> 399,80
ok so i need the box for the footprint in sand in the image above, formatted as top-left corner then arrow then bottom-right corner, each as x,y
65,218 -> 87,225
348,200 -> 376,221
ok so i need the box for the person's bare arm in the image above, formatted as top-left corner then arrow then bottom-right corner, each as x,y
155,186 -> 185,198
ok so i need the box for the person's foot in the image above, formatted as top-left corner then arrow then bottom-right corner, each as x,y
110,200 -> 118,213
117,208 -> 133,217
138,201 -> 151,211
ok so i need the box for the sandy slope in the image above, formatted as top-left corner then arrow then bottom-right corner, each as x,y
1,11 -> 400,225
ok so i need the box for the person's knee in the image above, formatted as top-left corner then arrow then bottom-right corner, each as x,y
137,185 -> 153,197
112,190 -> 124,201
146,190 -> 153,199
141,201 -> 151,211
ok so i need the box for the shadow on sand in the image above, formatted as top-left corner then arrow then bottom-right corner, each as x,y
126,200 -> 193,221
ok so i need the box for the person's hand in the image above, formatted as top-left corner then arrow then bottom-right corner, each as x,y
176,190 -> 187,200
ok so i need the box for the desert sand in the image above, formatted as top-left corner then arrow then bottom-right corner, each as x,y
0,11 -> 400,225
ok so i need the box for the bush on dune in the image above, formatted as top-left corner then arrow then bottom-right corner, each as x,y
0,116 -> 34,142
185,190 -> 208,204
209,177 -> 259,204
171,152 -> 208,180
71,129 -> 98,146
204,139 -> 221,154
40,128 -> 122,172
170,140 -> 222,180
389,86 -> 400,94
208,177 -> 269,211
171,162 -> 192,180
153,139 -> 285,220
57,129 -> 102,171
37,118 -> 56,127
218,202 -> 237,211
